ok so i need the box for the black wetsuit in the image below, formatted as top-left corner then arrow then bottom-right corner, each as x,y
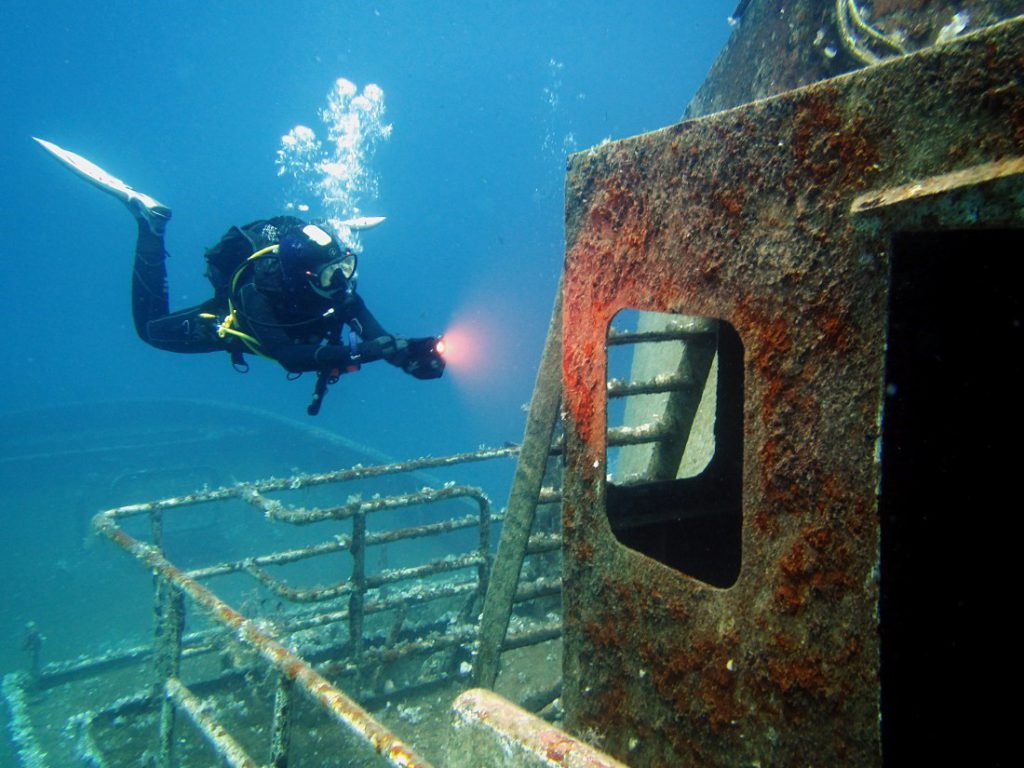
131,218 -> 391,373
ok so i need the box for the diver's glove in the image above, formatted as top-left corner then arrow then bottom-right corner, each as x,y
401,336 -> 446,379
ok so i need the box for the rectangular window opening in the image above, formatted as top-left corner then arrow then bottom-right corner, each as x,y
605,309 -> 743,588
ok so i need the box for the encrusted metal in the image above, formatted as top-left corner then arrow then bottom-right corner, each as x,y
95,492 -> 440,768
447,688 -> 629,768
2,445 -> 568,767
561,17 -> 1024,767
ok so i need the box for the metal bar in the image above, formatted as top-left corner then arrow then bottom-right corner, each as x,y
606,371 -> 695,398
246,552 -> 484,603
502,622 -> 563,651
251,485 -> 489,526
607,327 -> 713,345
851,155 -> 1024,214
290,578 -> 481,632
367,514 -> 483,546
149,509 -> 164,551
478,479 -> 492,604
166,676 -> 261,768
476,279 -> 564,689
309,576 -> 563,675
349,508 -> 367,664
34,627 -> 225,689
242,562 -> 354,603
270,674 -> 294,768
525,533 -> 561,556
155,580 -> 185,768
188,513 -> 483,581
366,554 -> 486,588
449,688 -> 628,768
187,537 -> 351,580
100,447 -> 517,522
513,576 -> 563,604
93,512 -> 435,768
643,323 -> 718,481
198,574 -> 554,671
549,417 -> 672,455
607,420 -> 671,447
318,624 -> 480,679
33,570 -> 526,690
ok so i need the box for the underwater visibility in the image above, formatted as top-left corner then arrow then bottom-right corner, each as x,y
2,2 -> 1022,767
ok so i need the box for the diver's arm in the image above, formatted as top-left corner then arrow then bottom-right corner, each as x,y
345,292 -> 390,341
343,292 -> 444,378
344,292 -> 416,366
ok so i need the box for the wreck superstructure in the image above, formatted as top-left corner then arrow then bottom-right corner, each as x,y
558,4 -> 1023,766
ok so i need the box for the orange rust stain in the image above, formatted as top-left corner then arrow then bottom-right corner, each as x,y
542,732 -> 574,761
767,655 -> 829,696
780,541 -> 808,578
807,299 -> 855,356
630,630 -> 746,732
804,526 -> 834,551
774,520 -> 858,613
791,89 -> 882,192
715,186 -> 745,218
774,582 -> 806,613
585,621 -> 621,650
772,632 -> 797,652
574,538 -> 594,563
753,505 -> 780,536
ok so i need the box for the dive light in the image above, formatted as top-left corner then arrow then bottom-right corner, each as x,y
405,336 -> 446,379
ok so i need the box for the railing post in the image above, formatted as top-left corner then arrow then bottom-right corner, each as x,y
476,495 -> 492,610
349,509 -> 367,669
154,576 -> 184,768
149,509 -> 164,551
270,674 -> 294,768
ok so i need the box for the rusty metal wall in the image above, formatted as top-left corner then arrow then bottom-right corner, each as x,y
688,0 -> 1024,119
560,18 -> 1023,767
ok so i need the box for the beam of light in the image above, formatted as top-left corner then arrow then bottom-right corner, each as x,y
437,320 -> 487,380
440,292 -> 526,408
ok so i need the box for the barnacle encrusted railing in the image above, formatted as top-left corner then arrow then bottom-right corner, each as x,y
86,447 -> 564,768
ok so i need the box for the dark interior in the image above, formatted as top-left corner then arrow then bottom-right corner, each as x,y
880,228 -> 1021,765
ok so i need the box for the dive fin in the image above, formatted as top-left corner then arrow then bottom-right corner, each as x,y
338,216 -> 386,230
33,136 -> 171,235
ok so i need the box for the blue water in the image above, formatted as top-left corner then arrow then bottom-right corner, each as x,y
0,2 -> 733,760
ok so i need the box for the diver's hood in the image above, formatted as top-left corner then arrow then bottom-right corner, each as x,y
277,224 -> 355,298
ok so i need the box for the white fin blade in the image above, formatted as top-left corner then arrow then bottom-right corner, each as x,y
33,136 -> 164,210
339,216 -> 386,231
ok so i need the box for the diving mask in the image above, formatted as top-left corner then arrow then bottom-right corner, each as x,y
308,250 -> 357,297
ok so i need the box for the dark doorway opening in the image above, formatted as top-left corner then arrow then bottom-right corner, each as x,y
881,229 -> 1021,765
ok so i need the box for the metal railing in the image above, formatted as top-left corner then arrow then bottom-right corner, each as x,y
85,446 -> 550,768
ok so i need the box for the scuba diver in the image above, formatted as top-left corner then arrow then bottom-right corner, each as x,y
34,138 -> 445,415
